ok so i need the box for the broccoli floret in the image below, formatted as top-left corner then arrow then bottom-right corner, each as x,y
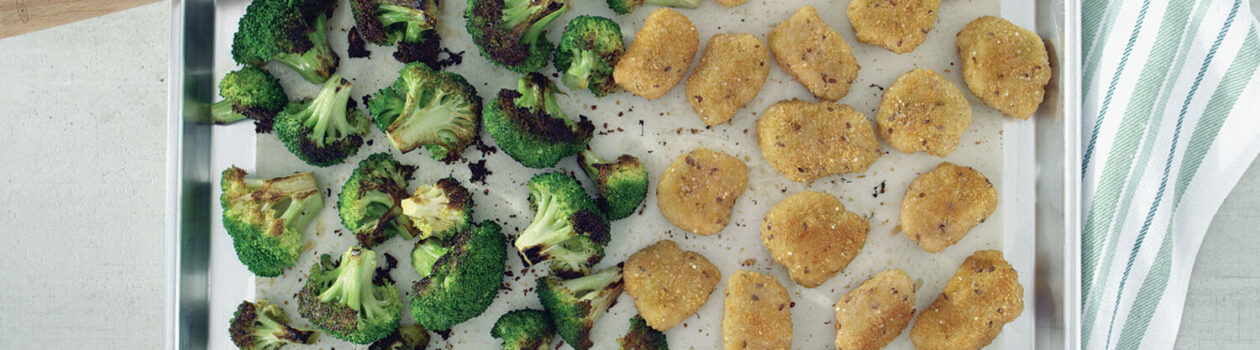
230,299 -> 320,349
220,166 -> 324,277
400,178 -> 475,240
298,247 -> 403,344
605,0 -> 701,14
491,309 -> 556,350
368,63 -> 483,162
369,324 -> 431,350
465,0 -> 570,73
410,220 -> 507,330
352,0 -> 438,46
212,67 -> 288,132
339,153 -> 422,247
578,150 -> 649,221
537,265 -> 625,350
274,74 -> 369,167
484,73 -> 594,168
231,0 -> 339,83
618,315 -> 667,350
514,172 -> 609,277
554,16 -> 624,97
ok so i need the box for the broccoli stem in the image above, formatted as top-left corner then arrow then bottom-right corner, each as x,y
645,0 -> 702,8
515,192 -> 577,264
578,149 -> 605,178
563,266 -> 621,298
319,248 -> 375,313
300,74 -> 355,147
561,49 -> 598,91
377,4 -> 434,43
274,15 -> 338,84
212,100 -> 249,125
411,239 -> 449,278
501,0 -> 568,46
256,310 -> 318,346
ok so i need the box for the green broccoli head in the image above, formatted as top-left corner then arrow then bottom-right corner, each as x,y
400,177 -> 475,240
514,172 -> 609,277
484,73 -> 594,168
275,74 -> 369,167
212,67 -> 288,132
229,299 -> 320,350
618,315 -> 668,350
368,63 -> 483,162
352,0 -> 438,45
339,153 -> 421,247
465,0 -> 569,73
410,220 -> 507,330
369,324 -> 431,350
231,0 -> 339,83
554,16 -> 624,97
298,247 -> 403,344
537,265 -> 625,350
605,0 -> 701,14
578,150 -> 649,221
491,309 -> 556,350
220,166 -> 324,277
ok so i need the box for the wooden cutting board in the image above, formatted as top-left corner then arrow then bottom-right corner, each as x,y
0,0 -> 161,39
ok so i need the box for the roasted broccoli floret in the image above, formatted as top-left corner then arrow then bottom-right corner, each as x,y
220,166 -> 323,277
537,266 -> 625,350
484,73 -> 594,168
410,220 -> 507,330
605,0 -> 701,14
465,0 -> 570,73
578,150 -> 649,221
339,153 -> 422,247
618,315 -> 667,350
400,177 -> 474,240
554,16 -> 624,97
230,299 -> 320,350
491,309 -> 556,350
298,247 -> 403,344
231,0 -> 339,83
212,67 -> 288,132
368,63 -> 483,162
352,0 -> 438,46
369,324 -> 430,350
274,73 -> 369,167
514,172 -> 609,277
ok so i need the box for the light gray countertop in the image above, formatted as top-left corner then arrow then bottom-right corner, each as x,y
0,1 -> 1254,348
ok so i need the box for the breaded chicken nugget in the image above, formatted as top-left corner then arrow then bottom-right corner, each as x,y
900,162 -> 997,252
834,269 -> 916,350
877,68 -> 972,157
722,270 -> 793,350
847,0 -> 941,53
768,6 -> 860,101
614,8 -> 699,100
910,250 -> 1023,350
686,33 -> 771,126
715,0 -> 746,8
757,100 -> 881,183
656,148 -> 749,235
624,240 -> 721,331
761,191 -> 869,288
956,16 -> 1051,119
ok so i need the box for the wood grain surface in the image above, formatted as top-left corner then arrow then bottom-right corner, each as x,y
0,0 -> 160,38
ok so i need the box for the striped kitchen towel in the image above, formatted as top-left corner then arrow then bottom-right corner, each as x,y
1081,0 -> 1260,348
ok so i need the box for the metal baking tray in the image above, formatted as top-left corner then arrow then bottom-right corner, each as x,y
165,0 -> 1080,348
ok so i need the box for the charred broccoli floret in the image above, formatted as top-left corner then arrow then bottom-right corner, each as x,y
537,265 -> 625,350
231,0 -> 339,83
514,172 -> 609,277
465,0 -> 570,73
606,0 -> 701,14
578,150 -> 649,221
339,153 -> 421,247
298,247 -> 403,344
369,324 -> 430,350
400,177 -> 474,240
368,63 -> 483,162
220,166 -> 324,277
212,67 -> 288,132
554,16 -> 624,97
491,309 -> 556,350
229,299 -> 320,350
618,315 -> 667,350
351,0 -> 438,46
274,73 -> 369,167
484,73 -> 594,168
410,220 -> 507,330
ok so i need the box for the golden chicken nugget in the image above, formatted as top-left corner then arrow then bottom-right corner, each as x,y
686,33 -> 771,126
715,0 -> 746,7
656,148 -> 749,235
834,269 -> 916,350
847,0 -> 941,53
768,6 -> 860,101
900,162 -> 997,252
614,8 -> 699,100
956,16 -> 1051,119
722,270 -> 793,350
877,68 -> 972,157
757,100 -> 881,183
761,191 -> 869,288
624,240 -> 721,331
910,250 -> 1023,350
